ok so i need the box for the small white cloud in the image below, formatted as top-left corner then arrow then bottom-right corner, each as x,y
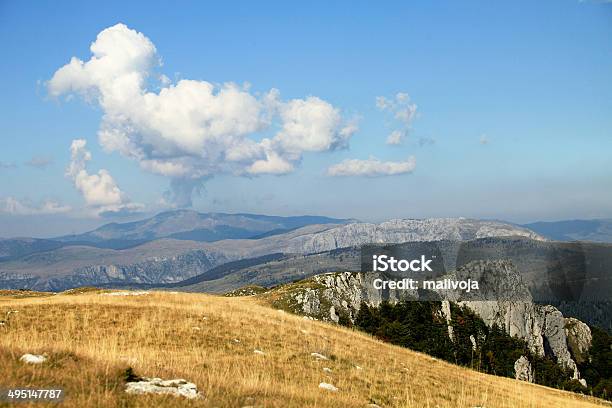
386,130 -> 403,145
479,134 -> 489,145
375,96 -> 391,110
272,96 -> 356,155
376,92 -> 418,125
395,92 -> 410,103
0,197 -> 71,215
327,156 -> 416,177
395,103 -> 418,125
66,139 -> 143,216
375,92 -> 418,145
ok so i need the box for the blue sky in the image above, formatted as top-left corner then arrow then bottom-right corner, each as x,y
0,0 -> 611,237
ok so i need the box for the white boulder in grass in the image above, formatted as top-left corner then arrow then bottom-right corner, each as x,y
253,349 -> 265,355
125,377 -> 200,399
311,352 -> 328,360
20,354 -> 47,364
318,382 -> 338,392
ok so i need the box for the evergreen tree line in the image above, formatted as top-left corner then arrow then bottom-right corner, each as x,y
349,300 -> 611,400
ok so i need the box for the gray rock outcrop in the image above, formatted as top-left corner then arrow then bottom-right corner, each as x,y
538,305 -> 579,379
514,356 -> 533,382
564,317 -> 592,365
274,260 -> 588,382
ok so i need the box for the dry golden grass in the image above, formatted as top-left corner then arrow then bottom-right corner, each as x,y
0,290 -> 608,408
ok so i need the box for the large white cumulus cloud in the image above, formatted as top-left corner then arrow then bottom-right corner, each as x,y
48,24 -> 357,205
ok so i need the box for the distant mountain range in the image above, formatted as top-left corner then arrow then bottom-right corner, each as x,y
3,211 -> 612,301
0,215 -> 542,291
54,210 -> 352,249
0,210 -> 349,261
523,219 -> 612,243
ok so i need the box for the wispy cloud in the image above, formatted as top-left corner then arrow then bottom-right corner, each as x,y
327,156 -> 416,177
0,161 -> 17,169
377,92 -> 419,146
386,130 -> 404,145
479,134 -> 489,145
25,155 -> 53,169
418,137 -> 436,147
0,197 -> 71,215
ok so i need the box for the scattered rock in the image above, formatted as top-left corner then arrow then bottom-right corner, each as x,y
318,382 -> 338,392
514,356 -> 533,383
253,349 -> 265,355
323,367 -> 332,373
354,365 -> 363,370
20,354 -> 47,364
311,352 -> 328,360
125,377 -> 200,399
233,339 -> 241,343
192,327 -> 201,331
579,378 -> 587,388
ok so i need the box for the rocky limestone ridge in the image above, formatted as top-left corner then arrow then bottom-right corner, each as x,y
282,218 -> 545,254
264,260 -> 592,383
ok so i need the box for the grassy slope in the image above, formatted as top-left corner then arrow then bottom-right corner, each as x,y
0,290 -> 607,408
